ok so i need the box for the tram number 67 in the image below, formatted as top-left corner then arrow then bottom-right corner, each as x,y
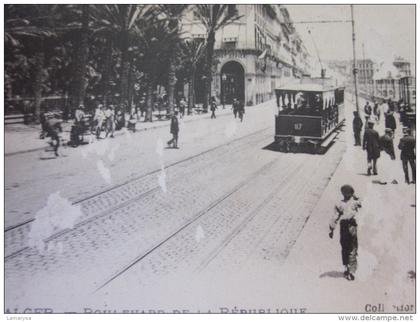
294,123 -> 303,130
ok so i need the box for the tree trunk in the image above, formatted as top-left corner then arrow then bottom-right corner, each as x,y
188,78 -> 194,115
118,5 -> 130,110
71,5 -> 90,113
127,61 -> 134,107
33,48 -> 45,123
167,56 -> 176,115
187,66 -> 196,115
203,31 -> 215,112
145,78 -> 154,122
102,37 -> 113,106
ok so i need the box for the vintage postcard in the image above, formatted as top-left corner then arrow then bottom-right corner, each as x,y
3,3 -> 416,316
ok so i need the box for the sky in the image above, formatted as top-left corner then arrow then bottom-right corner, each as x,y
287,5 -> 415,68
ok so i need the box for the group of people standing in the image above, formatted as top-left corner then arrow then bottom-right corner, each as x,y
210,96 -> 245,121
334,99 -> 415,282
40,94 -> 246,156
353,100 -> 415,183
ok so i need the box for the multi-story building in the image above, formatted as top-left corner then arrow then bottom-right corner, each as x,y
356,59 -> 375,96
374,57 -> 415,104
181,5 -> 311,106
393,56 -> 412,77
373,62 -> 401,102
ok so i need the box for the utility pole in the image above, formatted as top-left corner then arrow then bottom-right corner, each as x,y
351,5 -> 360,113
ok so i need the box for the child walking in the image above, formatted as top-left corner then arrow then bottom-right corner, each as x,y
329,185 -> 362,281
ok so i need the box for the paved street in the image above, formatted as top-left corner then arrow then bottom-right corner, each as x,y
5,96 -> 415,313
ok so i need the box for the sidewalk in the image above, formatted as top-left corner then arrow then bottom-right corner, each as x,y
5,102 -> 271,156
280,98 -> 416,313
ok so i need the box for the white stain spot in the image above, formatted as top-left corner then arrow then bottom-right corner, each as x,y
156,139 -> 164,157
155,138 -> 167,193
97,160 -> 112,184
28,192 -> 83,253
158,165 -> 167,193
123,128 -> 133,142
108,142 -> 120,162
81,139 -> 110,159
224,119 -> 238,138
195,225 -> 205,243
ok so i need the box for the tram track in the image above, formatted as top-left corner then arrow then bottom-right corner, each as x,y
94,158 -> 280,292
95,131 -> 346,292
5,127 -> 272,260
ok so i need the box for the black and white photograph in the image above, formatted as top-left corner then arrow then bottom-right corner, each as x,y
3,3 -> 416,316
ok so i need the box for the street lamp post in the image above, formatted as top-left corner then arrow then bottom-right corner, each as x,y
351,5 -> 360,113
222,73 -> 227,109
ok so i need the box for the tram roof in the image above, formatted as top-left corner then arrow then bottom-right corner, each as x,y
275,83 -> 340,93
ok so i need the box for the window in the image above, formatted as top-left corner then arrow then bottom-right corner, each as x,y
228,5 -> 237,17
222,40 -> 237,50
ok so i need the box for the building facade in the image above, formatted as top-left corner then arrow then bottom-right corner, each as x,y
356,59 -> 375,96
374,58 -> 414,103
181,5 -> 311,106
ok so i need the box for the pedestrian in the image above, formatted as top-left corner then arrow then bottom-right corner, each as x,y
93,104 -> 106,139
70,104 -> 86,147
238,99 -> 245,122
44,117 -> 62,157
232,98 -> 239,118
363,101 -> 372,127
167,110 -> 179,148
127,105 -> 137,132
115,105 -> 125,130
385,111 -> 397,135
363,120 -> 381,175
104,104 -> 115,138
179,97 -> 186,118
140,97 -> 146,118
398,127 -> 416,184
352,111 -> 363,146
39,111 -> 47,139
210,96 -> 217,119
373,102 -> 380,122
329,184 -> 362,281
379,128 -> 396,160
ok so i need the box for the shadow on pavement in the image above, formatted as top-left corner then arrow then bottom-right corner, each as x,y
262,141 -> 336,155
319,271 -> 345,279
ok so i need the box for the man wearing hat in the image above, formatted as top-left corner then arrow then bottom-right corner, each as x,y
398,127 -> 416,184
363,101 -> 372,127
167,110 -> 179,148
385,110 -> 397,135
352,111 -> 363,146
329,184 -> 362,281
379,128 -> 396,160
363,120 -> 381,175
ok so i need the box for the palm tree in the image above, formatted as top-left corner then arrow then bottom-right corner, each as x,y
5,5 -> 61,122
157,5 -> 189,115
133,16 -> 181,122
179,39 -> 207,114
193,5 -> 241,111
90,5 -> 153,110
69,5 -> 90,111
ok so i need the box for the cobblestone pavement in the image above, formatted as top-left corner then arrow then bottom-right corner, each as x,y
6,133 -> 346,313
5,99 -> 276,229
5,127 -> 283,310
5,127 -> 270,258
5,98 -> 348,312
90,128 -> 346,311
